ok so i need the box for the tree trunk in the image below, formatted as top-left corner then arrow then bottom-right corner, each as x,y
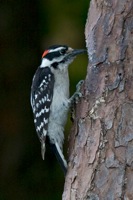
63,0 -> 133,199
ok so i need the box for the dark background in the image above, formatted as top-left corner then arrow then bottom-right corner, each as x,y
0,1 -> 88,199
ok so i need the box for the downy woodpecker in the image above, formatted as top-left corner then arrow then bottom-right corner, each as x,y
30,45 -> 86,175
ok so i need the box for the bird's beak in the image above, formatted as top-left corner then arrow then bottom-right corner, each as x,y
65,48 -> 86,61
70,49 -> 87,56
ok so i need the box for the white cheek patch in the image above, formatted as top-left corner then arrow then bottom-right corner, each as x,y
40,57 -> 64,68
40,58 -> 51,68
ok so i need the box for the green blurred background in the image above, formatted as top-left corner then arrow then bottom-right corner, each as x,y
0,0 -> 88,199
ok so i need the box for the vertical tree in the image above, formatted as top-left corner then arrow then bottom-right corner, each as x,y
63,0 -> 133,199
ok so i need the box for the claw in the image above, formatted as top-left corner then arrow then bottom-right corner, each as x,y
74,80 -> 84,103
76,80 -> 84,92
69,80 -> 84,106
74,91 -> 82,104
70,90 -> 82,104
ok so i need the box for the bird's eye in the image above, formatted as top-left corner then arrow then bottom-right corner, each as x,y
60,49 -> 66,55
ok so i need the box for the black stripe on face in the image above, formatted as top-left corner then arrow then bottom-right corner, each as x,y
51,62 -> 58,69
45,51 -> 61,60
44,45 -> 68,61
51,59 -> 66,69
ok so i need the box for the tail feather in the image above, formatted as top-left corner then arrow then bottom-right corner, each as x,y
41,141 -> 46,160
40,133 -> 46,160
50,142 -> 67,175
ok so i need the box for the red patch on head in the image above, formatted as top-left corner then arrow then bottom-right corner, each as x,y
42,50 -> 49,58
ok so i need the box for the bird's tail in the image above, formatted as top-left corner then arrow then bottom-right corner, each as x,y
50,142 -> 67,175
41,141 -> 46,160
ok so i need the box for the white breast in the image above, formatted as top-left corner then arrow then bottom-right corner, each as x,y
51,69 -> 69,122
47,69 -> 70,148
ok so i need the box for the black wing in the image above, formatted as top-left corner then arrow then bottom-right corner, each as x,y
31,67 -> 54,158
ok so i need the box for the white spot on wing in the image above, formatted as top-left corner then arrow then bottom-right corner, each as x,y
35,106 -> 49,118
44,118 -> 48,124
35,94 -> 38,99
37,122 -> 44,131
44,106 -> 49,113
43,129 -> 47,136
36,109 -> 44,117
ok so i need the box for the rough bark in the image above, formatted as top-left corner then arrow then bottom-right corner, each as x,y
63,0 -> 133,199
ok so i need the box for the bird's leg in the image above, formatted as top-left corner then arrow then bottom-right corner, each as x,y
69,80 -> 84,105
62,80 -> 84,113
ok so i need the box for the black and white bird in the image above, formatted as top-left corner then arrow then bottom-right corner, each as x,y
30,45 -> 86,175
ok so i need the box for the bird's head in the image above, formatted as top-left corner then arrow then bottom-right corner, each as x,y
40,45 -> 86,72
